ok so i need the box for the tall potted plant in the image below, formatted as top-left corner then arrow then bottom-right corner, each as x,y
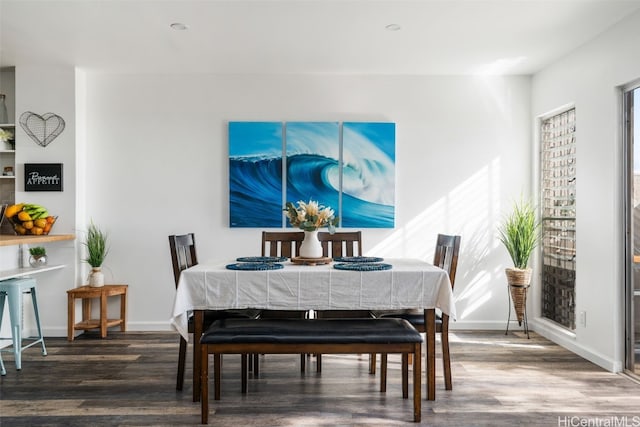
84,222 -> 108,287
498,198 -> 540,326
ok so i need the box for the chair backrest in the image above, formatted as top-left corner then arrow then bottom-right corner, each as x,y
318,231 -> 362,257
261,231 -> 305,257
433,234 -> 461,289
168,233 -> 198,289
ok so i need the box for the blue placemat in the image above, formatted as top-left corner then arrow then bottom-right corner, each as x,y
236,256 -> 288,263
333,262 -> 392,271
226,262 -> 284,271
333,256 -> 384,263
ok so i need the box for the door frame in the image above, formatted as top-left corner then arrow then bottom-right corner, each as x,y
623,81 -> 639,374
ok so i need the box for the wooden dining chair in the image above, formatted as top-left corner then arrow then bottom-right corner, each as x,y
169,233 -> 259,391
262,230 -> 304,258
255,231 -> 309,372
315,231 -> 376,372
377,233 -> 461,391
317,231 -> 362,258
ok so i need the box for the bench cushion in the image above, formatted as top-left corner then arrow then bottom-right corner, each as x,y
200,318 -> 422,345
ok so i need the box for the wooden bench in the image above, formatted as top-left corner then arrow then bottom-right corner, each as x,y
200,318 -> 423,423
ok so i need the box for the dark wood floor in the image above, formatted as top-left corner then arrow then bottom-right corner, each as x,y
1,330 -> 639,426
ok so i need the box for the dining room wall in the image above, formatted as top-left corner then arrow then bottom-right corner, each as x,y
79,72 -> 532,333
531,9 -> 640,372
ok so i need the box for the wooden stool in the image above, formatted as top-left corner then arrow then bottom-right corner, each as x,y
67,284 -> 128,341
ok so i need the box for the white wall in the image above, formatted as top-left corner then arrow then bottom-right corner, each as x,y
531,10 -> 640,371
80,73 -> 531,332
0,66 -> 78,345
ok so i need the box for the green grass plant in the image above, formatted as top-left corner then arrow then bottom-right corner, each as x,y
498,198 -> 540,269
84,222 -> 108,268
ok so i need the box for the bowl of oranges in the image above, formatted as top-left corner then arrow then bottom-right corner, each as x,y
4,203 -> 57,235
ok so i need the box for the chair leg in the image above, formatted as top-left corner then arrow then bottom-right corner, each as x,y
214,354 -> 222,400
442,315 -> 452,390
201,345 -> 209,425
369,353 -> 376,374
316,354 -> 322,373
379,353 -> 387,392
241,354 -> 248,393
301,353 -> 306,372
254,354 -> 260,377
401,353 -> 408,399
177,336 -> 187,391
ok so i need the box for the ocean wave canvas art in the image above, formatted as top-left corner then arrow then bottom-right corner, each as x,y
229,121 -> 395,228
342,122 -> 395,228
285,122 -> 340,221
229,121 -> 283,227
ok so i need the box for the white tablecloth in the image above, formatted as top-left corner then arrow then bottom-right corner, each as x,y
171,258 -> 455,339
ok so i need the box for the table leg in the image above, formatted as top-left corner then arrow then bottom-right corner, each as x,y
193,309 -> 203,402
424,308 -> 435,400
82,298 -> 92,324
67,294 -> 74,341
100,291 -> 108,338
120,291 -> 127,332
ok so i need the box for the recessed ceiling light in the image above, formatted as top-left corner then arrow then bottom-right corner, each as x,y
385,24 -> 401,31
170,23 -> 189,31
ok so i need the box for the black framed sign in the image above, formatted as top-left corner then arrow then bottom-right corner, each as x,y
24,163 -> 63,192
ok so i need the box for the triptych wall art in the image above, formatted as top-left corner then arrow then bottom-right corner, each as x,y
229,121 -> 395,228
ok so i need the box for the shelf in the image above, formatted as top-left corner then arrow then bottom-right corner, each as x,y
73,318 -> 124,331
0,124 -> 15,128
0,234 -> 75,246
0,264 -> 66,281
0,176 -> 15,179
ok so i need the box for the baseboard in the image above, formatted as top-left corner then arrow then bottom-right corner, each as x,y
25,322 -> 177,338
449,319 -> 516,331
532,317 -> 622,372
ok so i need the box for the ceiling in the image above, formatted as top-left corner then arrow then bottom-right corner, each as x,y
1,0 -> 640,75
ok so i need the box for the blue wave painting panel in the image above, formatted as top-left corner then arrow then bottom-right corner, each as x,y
229,121 -> 283,227
285,122 -> 340,224
342,122 -> 395,228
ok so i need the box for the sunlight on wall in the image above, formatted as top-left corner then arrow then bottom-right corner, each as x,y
370,157 -> 504,320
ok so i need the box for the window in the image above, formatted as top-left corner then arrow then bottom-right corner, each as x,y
540,108 -> 576,329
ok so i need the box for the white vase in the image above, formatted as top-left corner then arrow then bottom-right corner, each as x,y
89,267 -> 105,287
299,230 -> 323,258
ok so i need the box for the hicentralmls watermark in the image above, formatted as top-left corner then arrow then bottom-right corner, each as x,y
558,416 -> 640,427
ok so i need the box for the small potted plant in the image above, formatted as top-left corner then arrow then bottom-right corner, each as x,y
28,246 -> 47,267
84,222 -> 108,287
498,197 -> 540,326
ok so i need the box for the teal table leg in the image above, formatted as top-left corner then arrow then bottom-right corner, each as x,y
0,291 -> 5,375
30,288 -> 47,355
7,286 -> 23,370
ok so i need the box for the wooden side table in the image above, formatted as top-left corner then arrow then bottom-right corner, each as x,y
67,284 -> 128,341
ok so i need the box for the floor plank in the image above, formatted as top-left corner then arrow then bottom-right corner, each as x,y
1,330 -> 639,426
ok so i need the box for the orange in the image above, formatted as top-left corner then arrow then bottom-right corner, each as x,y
5,204 -> 22,218
17,211 -> 32,221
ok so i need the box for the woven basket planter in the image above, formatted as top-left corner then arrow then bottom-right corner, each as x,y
505,268 -> 532,326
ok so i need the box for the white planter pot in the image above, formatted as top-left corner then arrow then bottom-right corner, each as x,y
89,267 -> 105,287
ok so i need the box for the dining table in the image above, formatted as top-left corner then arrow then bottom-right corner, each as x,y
170,257 -> 456,402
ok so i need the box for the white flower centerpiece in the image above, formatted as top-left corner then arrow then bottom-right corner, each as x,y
284,199 -> 338,258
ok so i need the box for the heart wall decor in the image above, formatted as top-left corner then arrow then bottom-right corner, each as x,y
19,111 -> 66,147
